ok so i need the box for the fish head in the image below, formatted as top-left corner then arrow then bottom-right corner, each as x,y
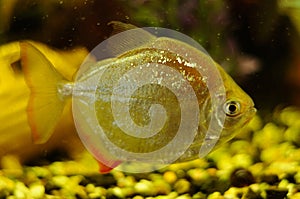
214,64 -> 256,147
177,63 -> 256,162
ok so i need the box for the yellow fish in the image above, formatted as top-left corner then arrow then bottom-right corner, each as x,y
20,22 -> 256,173
0,41 -> 88,162
278,0 -> 300,34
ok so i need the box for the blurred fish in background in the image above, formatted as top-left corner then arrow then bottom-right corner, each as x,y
0,40 -> 87,165
279,0 -> 300,34
278,0 -> 300,107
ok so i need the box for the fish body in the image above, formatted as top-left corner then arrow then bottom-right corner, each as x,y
21,22 -> 256,173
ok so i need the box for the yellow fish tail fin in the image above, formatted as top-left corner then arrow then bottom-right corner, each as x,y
20,42 -> 67,144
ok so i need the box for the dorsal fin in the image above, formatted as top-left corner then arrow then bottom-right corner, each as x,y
108,21 -> 139,35
104,21 -> 157,58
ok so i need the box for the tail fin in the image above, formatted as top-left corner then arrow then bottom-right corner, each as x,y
20,42 -> 67,144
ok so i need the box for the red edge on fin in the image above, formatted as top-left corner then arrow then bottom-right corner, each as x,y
20,42 -> 40,143
97,160 -> 122,174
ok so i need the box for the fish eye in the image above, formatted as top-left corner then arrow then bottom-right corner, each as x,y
223,100 -> 241,117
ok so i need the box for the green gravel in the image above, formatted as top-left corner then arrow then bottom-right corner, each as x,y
1,107 -> 300,198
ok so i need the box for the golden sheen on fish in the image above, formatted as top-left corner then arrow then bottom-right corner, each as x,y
20,21 -> 256,173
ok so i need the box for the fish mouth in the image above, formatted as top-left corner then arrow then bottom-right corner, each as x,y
250,107 -> 257,114
246,106 -> 257,118
239,106 -> 256,127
